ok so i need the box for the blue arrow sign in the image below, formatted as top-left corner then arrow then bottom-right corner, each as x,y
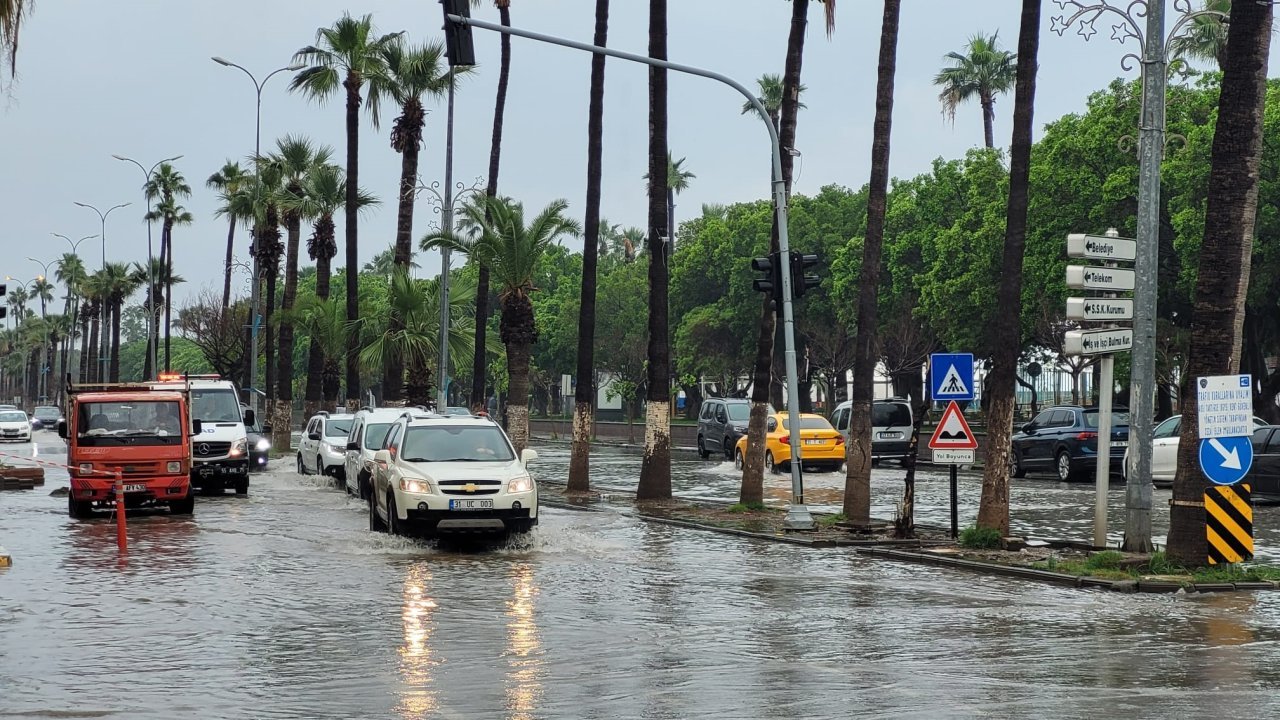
931,353 -> 974,401
1198,436 -> 1253,486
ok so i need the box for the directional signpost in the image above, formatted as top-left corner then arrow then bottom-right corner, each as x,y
1065,228 -> 1134,548
1196,374 -> 1256,564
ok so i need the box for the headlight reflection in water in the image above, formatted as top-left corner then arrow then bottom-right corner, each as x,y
504,563 -> 544,718
397,563 -> 439,717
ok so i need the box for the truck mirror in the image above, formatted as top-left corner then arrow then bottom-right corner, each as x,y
243,409 -> 256,427
191,419 -> 203,436
57,419 -> 67,439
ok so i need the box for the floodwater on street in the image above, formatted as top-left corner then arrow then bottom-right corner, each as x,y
5,432 -> 1280,719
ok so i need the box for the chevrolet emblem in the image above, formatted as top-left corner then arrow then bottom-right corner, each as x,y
464,483 -> 477,493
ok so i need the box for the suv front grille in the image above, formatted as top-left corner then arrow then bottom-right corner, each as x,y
194,441 -> 231,458
439,479 -> 502,496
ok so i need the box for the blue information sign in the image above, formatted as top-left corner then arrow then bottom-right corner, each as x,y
930,353 -> 974,401
1198,436 -> 1253,486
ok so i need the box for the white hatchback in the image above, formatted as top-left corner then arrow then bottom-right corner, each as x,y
0,410 -> 32,442
369,412 -> 538,537
297,411 -> 355,479
343,407 -> 405,499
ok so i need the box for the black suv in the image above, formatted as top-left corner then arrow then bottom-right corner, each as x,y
697,398 -> 773,459
1011,405 -> 1130,481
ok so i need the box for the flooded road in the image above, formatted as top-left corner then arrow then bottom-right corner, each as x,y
5,433 -> 1280,718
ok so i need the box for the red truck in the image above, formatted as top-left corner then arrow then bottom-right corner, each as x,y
60,383 -> 199,518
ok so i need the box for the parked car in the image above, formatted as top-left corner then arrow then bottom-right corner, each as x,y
831,398 -> 914,464
30,405 -> 62,431
1011,406 -> 1130,481
1123,414 -> 1269,487
368,410 -> 538,537
733,413 -> 845,473
297,411 -> 356,479
1244,426 -> 1280,503
697,398 -> 774,460
343,407 -> 405,499
0,409 -> 32,442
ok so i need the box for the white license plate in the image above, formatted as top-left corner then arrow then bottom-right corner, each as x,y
804,438 -> 824,445
879,432 -> 903,439
449,499 -> 494,511
1110,441 -> 1127,448
124,484 -> 147,493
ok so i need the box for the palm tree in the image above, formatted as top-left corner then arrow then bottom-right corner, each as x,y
740,0 -> 835,507
370,37 -> 454,404
568,0 -> 612,494
976,0 -> 1043,536
364,246 -> 419,277
740,73 -> 805,128
128,258 -> 183,380
1167,0 -> 1271,565
293,296 -> 347,411
472,0 -> 517,415
642,152 -> 695,259
30,277 -> 53,319
44,313 -> 72,397
144,163 -> 193,372
273,136 -> 333,451
292,13 -> 403,412
208,160 -> 251,310
843,0 -> 901,527
1168,0 -> 1230,70
423,196 -> 581,453
245,157 -> 285,408
80,272 -> 106,384
933,32 -> 1017,149
101,262 -> 139,382
55,253 -> 86,387
292,164 -> 379,418
0,0 -> 32,76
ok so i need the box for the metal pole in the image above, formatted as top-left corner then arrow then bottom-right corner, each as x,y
437,77 -> 456,412
448,14 -> 814,528
1123,1 -> 1164,553
949,463 -> 959,539
113,155 -> 178,379
1095,354 -> 1115,547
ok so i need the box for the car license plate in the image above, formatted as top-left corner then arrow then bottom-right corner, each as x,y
449,499 -> 494,511
1110,441 -> 1127,448
124,484 -> 147,493
198,466 -> 214,477
804,438 -> 824,445
879,432 -> 903,439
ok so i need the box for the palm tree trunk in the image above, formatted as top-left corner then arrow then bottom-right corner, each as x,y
275,213 -> 302,452
109,300 -> 122,382
740,0 -> 808,505
222,219 -> 236,310
264,263 -> 278,410
473,4 -> 513,412
638,0 -> 671,500
843,0 -> 900,525
1168,0 -> 1271,566
506,339 -> 532,455
304,248 -> 332,420
163,220 -> 174,372
385,129 -> 422,405
87,310 -> 100,385
981,94 -> 995,148
343,72 -> 362,413
568,0 -> 610,495
405,352 -> 431,408
78,307 -> 91,384
977,0 -> 1042,535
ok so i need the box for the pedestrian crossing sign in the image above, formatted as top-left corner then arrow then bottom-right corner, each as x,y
928,401 -> 978,450
930,353 -> 974,401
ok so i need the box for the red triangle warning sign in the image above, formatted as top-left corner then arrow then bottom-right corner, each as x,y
928,401 -> 978,450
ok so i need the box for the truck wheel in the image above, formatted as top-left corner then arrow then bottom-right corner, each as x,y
170,494 -> 195,515
235,478 -> 249,496
68,495 -> 92,519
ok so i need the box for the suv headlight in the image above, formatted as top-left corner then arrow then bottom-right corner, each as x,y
256,438 -> 271,451
400,477 -> 433,494
507,475 -> 534,493
230,437 -> 248,457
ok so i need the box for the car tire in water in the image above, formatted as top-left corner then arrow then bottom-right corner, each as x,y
1011,452 -> 1026,479
369,496 -> 387,533
724,441 -> 735,460
68,495 -> 92,519
296,455 -> 306,475
170,494 -> 195,515
734,449 -> 744,470
317,457 -> 324,481
387,493 -> 401,536
765,451 -> 777,474
235,478 -> 248,496
697,436 -> 709,460
1056,450 -> 1075,482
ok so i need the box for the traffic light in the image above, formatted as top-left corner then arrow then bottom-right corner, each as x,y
790,252 -> 821,298
440,0 -> 477,67
751,252 -> 782,310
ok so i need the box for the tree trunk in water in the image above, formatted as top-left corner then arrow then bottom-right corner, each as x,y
1168,0 -> 1271,566
977,0 -> 1041,535
638,0 -> 671,500
506,340 -> 532,455
568,0 -> 610,495
222,218 -> 236,310
275,213 -> 302,452
343,73 -> 362,412
844,0 -> 899,525
894,391 -> 930,539
473,5 -> 512,412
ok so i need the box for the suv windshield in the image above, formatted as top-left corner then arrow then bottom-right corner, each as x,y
1084,411 -> 1130,428
325,420 -> 353,437
364,422 -> 393,450
727,404 -> 750,421
0,411 -> 26,423
873,403 -> 911,428
190,388 -> 242,423
780,417 -> 834,431
400,425 -> 516,462
78,401 -> 183,446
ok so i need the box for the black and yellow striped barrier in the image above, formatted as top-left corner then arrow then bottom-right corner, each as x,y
1206,484 -> 1253,565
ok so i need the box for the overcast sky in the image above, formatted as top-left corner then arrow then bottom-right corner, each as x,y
1,1 -> 1264,307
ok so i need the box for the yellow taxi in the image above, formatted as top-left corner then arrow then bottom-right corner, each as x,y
733,413 -> 845,473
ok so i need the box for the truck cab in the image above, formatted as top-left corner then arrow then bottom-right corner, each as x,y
61,385 -> 197,518
147,374 -> 253,494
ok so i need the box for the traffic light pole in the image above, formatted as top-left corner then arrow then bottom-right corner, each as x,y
445,11 -> 814,528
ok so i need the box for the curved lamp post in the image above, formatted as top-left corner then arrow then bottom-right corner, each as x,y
73,201 -> 129,384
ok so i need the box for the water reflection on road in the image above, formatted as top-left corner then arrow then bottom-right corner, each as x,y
3,435 -> 1280,718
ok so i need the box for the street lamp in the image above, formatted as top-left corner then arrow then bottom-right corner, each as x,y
25,258 -> 54,401
1052,0 -> 1228,552
52,233 -> 98,256
211,56 -> 306,413
113,153 -> 183,377
73,200 -> 130,384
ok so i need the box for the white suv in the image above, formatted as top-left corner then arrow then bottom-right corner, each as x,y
343,407 -> 404,500
369,411 -> 539,537
297,411 -> 355,479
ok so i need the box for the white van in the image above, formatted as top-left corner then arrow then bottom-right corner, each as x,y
831,398 -> 914,464
148,374 -> 252,494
